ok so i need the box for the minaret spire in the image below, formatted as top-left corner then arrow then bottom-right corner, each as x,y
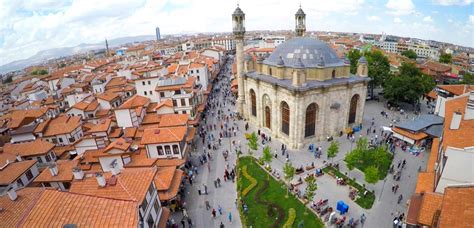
295,6 -> 306,37
105,38 -> 109,57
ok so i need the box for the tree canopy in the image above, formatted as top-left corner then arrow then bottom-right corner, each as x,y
305,175 -> 317,202
262,146 -> 273,165
460,73 -> 474,85
347,49 -> 362,74
365,50 -> 391,98
364,166 -> 379,184
344,137 -> 393,182
247,132 -> 258,155
439,53 -> 452,64
383,62 -> 435,106
31,69 -> 48,75
327,141 -> 340,161
401,50 -> 417,60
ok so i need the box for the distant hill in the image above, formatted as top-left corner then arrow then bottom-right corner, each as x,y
0,35 -> 155,74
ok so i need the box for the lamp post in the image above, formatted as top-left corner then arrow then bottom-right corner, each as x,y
378,177 -> 388,202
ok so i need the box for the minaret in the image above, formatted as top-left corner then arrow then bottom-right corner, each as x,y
295,6 -> 306,37
232,5 -> 246,115
105,39 -> 110,57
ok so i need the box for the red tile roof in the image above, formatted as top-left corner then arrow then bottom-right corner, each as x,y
0,187 -> 45,228
141,126 -> 187,144
3,139 -> 55,157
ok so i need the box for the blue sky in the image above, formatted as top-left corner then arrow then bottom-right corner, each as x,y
0,0 -> 472,66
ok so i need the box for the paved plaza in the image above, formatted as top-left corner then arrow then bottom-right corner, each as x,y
174,56 -> 432,228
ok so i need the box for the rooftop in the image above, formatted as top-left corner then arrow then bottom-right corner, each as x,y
141,126 -> 188,144
3,139 -> 55,157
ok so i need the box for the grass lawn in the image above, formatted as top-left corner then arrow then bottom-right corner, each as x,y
322,166 -> 375,209
237,156 -> 324,228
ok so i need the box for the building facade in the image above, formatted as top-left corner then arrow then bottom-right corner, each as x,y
234,7 -> 369,149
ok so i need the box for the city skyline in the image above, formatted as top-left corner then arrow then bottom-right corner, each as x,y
0,0 -> 473,66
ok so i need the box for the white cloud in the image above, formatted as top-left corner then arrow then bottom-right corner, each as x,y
469,15 -> 474,25
394,17 -> 403,23
386,0 -> 415,15
432,0 -> 473,6
423,16 -> 434,22
367,15 -> 381,21
448,19 -> 453,22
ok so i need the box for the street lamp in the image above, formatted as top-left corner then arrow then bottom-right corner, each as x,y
378,177 -> 388,202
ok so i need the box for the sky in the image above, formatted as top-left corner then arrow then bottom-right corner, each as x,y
0,0 -> 473,65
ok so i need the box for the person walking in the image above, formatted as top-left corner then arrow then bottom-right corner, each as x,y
220,222 -> 225,228
212,208 -> 217,218
217,177 -> 221,187
204,184 -> 208,195
228,212 -> 232,223
218,205 -> 223,215
182,208 -> 188,218
205,200 -> 211,210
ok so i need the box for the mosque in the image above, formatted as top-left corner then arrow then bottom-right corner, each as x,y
232,6 -> 370,149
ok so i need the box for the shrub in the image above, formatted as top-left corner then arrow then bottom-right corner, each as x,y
282,208 -> 296,228
242,166 -> 258,196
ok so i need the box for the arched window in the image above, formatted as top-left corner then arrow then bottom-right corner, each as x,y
250,89 -> 257,116
281,102 -> 290,135
269,68 -> 272,75
305,103 -> 317,137
348,94 -> 359,124
332,69 -> 336,79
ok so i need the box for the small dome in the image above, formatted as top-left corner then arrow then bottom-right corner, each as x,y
293,58 -> 305,68
295,7 -> 305,16
358,56 -> 368,64
277,56 -> 285,66
263,37 -> 344,68
232,6 -> 245,16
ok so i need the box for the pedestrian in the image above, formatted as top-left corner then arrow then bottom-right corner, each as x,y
392,184 -> 395,193
217,177 -> 221,187
198,188 -> 201,195
228,212 -> 232,223
220,222 -> 225,228
205,200 -> 211,210
204,184 -> 208,194
397,161 -> 401,168
214,180 -> 218,188
212,208 -> 217,218
181,219 -> 186,227
187,217 -> 193,227
218,205 -> 223,215
183,208 -> 188,218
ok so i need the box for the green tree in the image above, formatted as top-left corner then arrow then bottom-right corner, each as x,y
460,73 -> 474,85
401,50 -> 417,60
365,50 -> 391,99
383,62 -> 435,106
262,146 -> 273,165
247,132 -> 258,156
327,141 -> 340,162
364,166 -> 379,184
304,175 -> 317,214
439,53 -> 452,64
347,49 -> 362,74
283,162 -> 296,198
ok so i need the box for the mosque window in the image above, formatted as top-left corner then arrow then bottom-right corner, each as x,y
332,69 -> 336,79
250,89 -> 257,116
305,103 -> 317,137
281,102 -> 290,135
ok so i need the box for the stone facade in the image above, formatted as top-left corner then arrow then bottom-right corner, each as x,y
243,74 -> 368,149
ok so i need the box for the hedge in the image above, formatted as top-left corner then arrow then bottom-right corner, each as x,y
282,208 -> 296,228
242,166 -> 258,196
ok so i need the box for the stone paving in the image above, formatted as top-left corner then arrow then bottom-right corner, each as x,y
174,55 -> 432,228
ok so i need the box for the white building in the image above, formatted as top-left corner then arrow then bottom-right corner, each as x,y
114,95 -> 150,128
141,126 -> 189,159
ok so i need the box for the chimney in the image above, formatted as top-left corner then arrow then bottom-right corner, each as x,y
95,172 -> 106,187
7,188 -> 17,201
450,111 -> 462,130
111,164 -> 121,176
72,167 -> 84,180
49,163 -> 59,176
464,91 -> 474,120
16,155 -> 22,162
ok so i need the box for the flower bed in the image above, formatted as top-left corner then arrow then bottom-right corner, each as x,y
241,165 -> 257,196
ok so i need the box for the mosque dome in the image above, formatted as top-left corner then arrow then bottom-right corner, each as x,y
263,37 -> 344,68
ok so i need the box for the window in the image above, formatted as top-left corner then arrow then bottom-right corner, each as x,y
45,154 -> 51,162
142,199 -> 149,212
332,69 -> 336,79
88,113 -> 93,118
26,170 -> 33,180
250,89 -> 256,117
43,182 -> 51,187
144,91 -> 148,95
58,138 -> 63,143
63,182 -> 71,189
305,103 -> 317,137
281,102 -> 290,135
36,157 -> 42,163
157,146 -> 164,155
189,98 -> 193,106
69,137 -> 75,143
175,90 -> 181,95
148,81 -> 151,85
164,145 -> 172,155
142,81 -> 146,85
160,92 -> 165,98
17,178 -> 24,187
154,199 -> 161,214
190,70 -> 193,73
172,145 -> 180,154
181,99 -> 186,106
172,100 -> 177,107
149,91 -> 153,95
196,69 -> 199,73
148,184 -> 154,196
269,68 -> 272,75
146,215 -> 154,227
